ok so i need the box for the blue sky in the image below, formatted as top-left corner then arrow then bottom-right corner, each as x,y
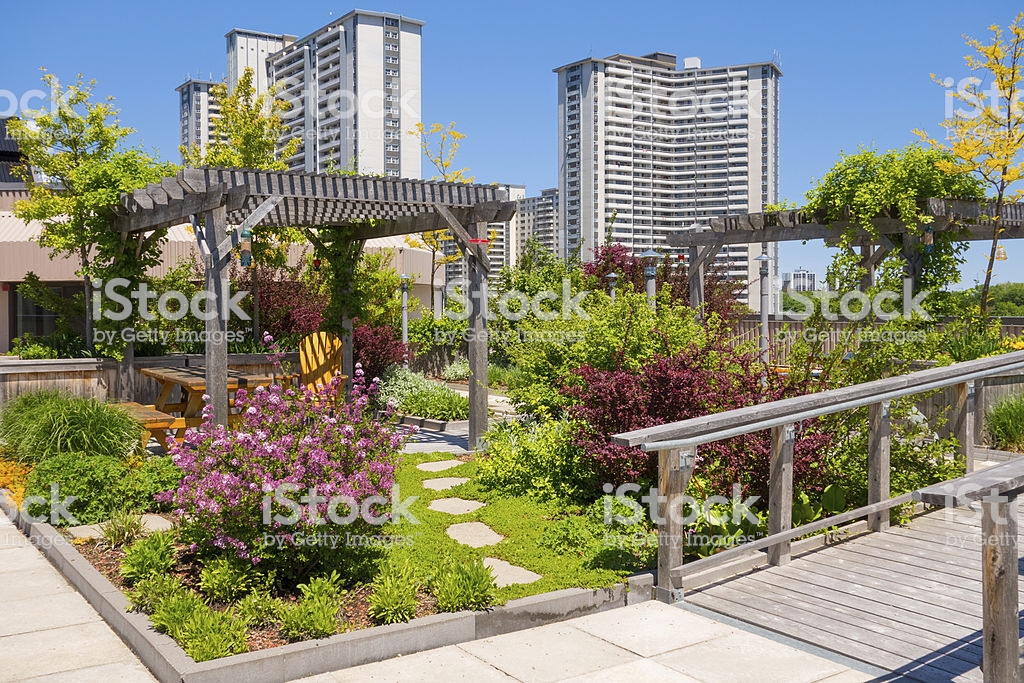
2,0 -> 1021,287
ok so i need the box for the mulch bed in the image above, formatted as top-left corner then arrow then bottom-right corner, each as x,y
69,537 -> 440,654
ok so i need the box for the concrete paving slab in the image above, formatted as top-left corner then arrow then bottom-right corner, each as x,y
446,522 -> 503,547
3,566 -> 75,599
0,620 -> 153,680
0,544 -> 53,572
422,477 -> 470,491
326,644 -> 514,682
483,557 -> 541,587
571,600 -> 732,657
67,523 -> 103,540
428,497 -> 485,514
141,514 -> 173,532
14,660 -> 155,682
654,627 -> 848,683
457,623 -> 639,683
0,526 -> 31,549
558,658 -> 702,682
0,591 -> 102,637
417,459 -> 465,472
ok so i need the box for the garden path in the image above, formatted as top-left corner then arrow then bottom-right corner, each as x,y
408,438 -> 542,589
0,510 -> 155,681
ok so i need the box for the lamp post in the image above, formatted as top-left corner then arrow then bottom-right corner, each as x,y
399,274 -> 410,367
755,249 -> 770,364
640,249 -> 660,311
605,272 -> 619,302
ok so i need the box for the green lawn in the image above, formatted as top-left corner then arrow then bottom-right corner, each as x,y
382,451 -> 651,602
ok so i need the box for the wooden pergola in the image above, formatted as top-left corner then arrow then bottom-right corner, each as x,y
670,198 -> 1024,307
113,168 -> 517,447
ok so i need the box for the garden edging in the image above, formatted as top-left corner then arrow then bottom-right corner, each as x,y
0,492 -> 652,683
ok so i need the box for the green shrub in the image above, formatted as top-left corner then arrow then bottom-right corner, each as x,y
442,357 -> 471,381
200,557 -> 255,603
278,596 -> 339,640
539,515 -> 600,556
479,418 -> 595,503
487,364 -> 523,389
234,591 -> 282,629
432,559 -> 497,612
0,390 -> 67,455
376,366 -> 435,410
151,590 -> 206,639
121,531 -> 177,584
399,385 -> 469,421
987,394 -> 1024,452
127,574 -> 187,614
99,508 -> 146,548
368,559 -> 419,624
1,392 -> 141,464
25,453 -> 132,525
295,570 -> 343,601
8,333 -> 59,359
179,606 -> 248,662
133,457 -> 183,509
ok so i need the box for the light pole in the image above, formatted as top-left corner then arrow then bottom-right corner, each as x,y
399,274 -> 410,367
641,249 -> 660,311
755,248 -> 770,364
605,272 -> 619,302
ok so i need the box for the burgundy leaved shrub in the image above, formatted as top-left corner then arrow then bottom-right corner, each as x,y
353,323 -> 411,381
583,243 -> 747,320
561,341 -> 832,500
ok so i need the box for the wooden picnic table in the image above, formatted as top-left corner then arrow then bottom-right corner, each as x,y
139,366 -> 289,419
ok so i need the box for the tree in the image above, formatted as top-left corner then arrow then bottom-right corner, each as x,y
7,71 -> 176,354
406,122 -> 474,312
915,13 -> 1024,315
803,145 -> 983,314
182,66 -> 302,343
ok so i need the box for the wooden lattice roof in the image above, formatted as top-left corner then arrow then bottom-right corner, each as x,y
668,198 -> 1024,248
113,168 -> 517,239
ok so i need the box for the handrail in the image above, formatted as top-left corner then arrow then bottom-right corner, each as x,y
612,349 -> 1024,449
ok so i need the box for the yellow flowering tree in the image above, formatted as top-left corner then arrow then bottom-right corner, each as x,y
915,13 -> 1024,314
407,122 -> 475,312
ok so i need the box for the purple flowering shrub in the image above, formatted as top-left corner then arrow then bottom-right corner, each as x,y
157,365 -> 414,580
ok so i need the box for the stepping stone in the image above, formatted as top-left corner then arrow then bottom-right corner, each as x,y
416,459 -> 464,472
422,477 -> 470,491
446,522 -> 503,547
141,514 -> 174,532
66,524 -> 103,541
483,557 -> 541,587
428,497 -> 485,515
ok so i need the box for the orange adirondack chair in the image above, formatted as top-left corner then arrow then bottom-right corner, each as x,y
299,331 -> 347,393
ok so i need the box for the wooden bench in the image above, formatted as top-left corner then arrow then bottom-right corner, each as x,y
118,401 -> 241,447
915,458 -> 1024,682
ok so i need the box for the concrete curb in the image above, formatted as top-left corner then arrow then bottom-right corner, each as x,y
0,493 -> 651,683
398,415 -> 465,432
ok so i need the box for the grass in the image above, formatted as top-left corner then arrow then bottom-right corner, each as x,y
382,451 -> 643,602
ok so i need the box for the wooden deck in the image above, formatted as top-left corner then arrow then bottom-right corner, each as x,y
687,507 -> 1024,682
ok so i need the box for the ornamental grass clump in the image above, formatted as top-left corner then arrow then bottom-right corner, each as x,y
158,367 -> 413,577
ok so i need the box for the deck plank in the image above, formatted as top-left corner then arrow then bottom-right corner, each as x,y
687,510 -> 1019,681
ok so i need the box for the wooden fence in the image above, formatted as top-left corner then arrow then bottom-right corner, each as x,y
0,353 -> 299,408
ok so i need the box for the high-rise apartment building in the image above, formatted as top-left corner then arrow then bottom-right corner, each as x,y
554,52 -> 782,309
177,79 -> 220,155
783,268 -> 817,292
514,189 -> 560,262
268,10 -> 423,176
444,183 -> 526,282
176,11 -> 423,179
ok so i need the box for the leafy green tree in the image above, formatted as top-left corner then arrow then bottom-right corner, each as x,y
804,145 -> 983,314
181,66 -> 302,343
7,71 -> 176,354
915,13 -> 1024,315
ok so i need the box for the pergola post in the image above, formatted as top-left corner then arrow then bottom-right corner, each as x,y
204,205 -> 230,426
467,221 -> 490,450
688,246 -> 704,319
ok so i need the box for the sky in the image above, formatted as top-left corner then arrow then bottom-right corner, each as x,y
2,0 -> 1022,288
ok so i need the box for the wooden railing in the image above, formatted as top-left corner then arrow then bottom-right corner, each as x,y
611,348 -> 1024,603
